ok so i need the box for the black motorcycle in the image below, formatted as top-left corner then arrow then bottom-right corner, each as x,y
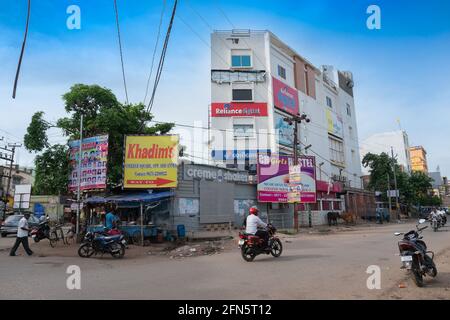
30,217 -> 57,247
78,231 -> 126,259
238,223 -> 283,262
395,219 -> 437,287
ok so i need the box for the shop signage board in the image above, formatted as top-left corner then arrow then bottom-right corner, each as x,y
274,112 -> 294,147
123,135 -> 179,189
325,109 -> 344,138
272,76 -> 299,116
211,102 -> 268,117
68,134 -> 109,191
257,154 -> 316,203
183,164 -> 249,183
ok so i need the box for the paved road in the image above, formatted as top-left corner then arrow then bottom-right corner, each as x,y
1,221 -> 449,299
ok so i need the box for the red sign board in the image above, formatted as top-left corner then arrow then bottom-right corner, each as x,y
211,102 -> 268,117
272,77 -> 299,116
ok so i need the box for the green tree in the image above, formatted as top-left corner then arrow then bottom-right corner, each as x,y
362,152 -> 439,206
24,84 -> 174,194
33,145 -> 70,195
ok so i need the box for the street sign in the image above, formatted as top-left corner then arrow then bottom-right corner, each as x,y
387,190 -> 399,198
123,135 -> 179,189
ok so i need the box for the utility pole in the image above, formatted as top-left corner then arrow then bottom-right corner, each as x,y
387,172 -> 392,218
76,114 -> 84,237
391,146 -> 400,220
4,143 -> 22,205
283,113 -> 310,231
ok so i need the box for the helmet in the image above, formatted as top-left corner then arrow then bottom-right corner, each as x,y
249,206 -> 259,215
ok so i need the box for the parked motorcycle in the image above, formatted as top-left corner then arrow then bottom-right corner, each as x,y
30,216 -> 57,246
395,219 -> 437,287
78,231 -> 126,259
238,223 -> 282,262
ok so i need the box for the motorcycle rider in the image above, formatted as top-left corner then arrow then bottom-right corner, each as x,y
429,207 -> 441,225
437,208 -> 447,225
245,206 -> 269,248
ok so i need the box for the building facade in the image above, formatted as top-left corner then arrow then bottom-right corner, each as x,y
410,146 -> 428,173
0,165 -> 34,200
209,30 -> 363,190
360,130 -> 411,175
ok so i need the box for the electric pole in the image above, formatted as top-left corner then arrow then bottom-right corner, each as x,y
391,146 -> 400,220
76,114 -> 84,237
283,113 -> 310,231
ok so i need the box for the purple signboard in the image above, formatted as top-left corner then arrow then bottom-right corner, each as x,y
257,154 -> 316,203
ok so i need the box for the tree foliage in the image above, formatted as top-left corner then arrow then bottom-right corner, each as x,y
25,84 -> 174,195
33,145 -> 70,195
362,152 -> 438,206
24,111 -> 50,152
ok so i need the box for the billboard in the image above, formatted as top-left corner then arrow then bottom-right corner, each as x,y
124,135 -> 178,189
211,102 -> 268,117
69,135 -> 108,192
211,149 -> 270,161
272,77 -> 299,116
274,112 -> 294,147
13,184 -> 31,209
257,154 -> 316,203
326,109 -> 343,138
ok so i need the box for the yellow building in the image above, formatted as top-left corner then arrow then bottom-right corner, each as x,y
409,146 -> 428,173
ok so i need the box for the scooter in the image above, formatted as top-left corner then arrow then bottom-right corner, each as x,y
30,216 -> 51,243
395,219 -> 437,287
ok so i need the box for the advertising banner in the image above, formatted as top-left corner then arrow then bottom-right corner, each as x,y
272,77 -> 299,116
211,149 -> 271,161
257,154 -> 316,203
69,135 -> 108,192
211,102 -> 268,117
124,135 -> 178,189
274,112 -> 294,147
326,109 -> 344,138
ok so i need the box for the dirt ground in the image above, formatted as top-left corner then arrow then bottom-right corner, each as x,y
381,247 -> 450,299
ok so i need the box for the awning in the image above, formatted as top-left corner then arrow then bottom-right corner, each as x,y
84,191 -> 174,204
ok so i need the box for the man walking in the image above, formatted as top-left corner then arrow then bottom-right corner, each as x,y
10,212 -> 34,256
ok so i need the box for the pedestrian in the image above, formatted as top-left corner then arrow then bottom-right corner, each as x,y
105,205 -> 119,230
9,212 -> 34,257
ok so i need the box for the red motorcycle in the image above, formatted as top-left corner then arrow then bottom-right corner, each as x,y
238,223 -> 282,262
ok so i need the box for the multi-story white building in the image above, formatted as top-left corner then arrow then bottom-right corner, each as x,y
359,130 -> 411,175
209,30 -> 363,190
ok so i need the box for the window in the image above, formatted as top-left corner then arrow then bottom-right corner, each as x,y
233,124 -> 254,138
329,136 -> 344,164
231,50 -> 252,68
278,65 -> 286,79
232,89 -> 253,101
326,96 -> 333,108
346,103 -> 351,116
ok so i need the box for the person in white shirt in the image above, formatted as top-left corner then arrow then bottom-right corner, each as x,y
9,212 -> 34,256
245,206 -> 269,248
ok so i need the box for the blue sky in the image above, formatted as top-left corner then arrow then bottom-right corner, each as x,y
1,0 -> 449,177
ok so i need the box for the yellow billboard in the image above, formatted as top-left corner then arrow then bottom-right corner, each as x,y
123,135 -> 179,189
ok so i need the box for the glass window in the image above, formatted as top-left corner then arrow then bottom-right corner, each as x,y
329,136 -> 344,165
233,124 -> 254,138
278,65 -> 286,79
232,89 -> 253,101
231,55 -> 251,67
346,103 -> 351,116
326,96 -> 333,108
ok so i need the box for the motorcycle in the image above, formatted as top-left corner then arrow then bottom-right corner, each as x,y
238,223 -> 282,262
78,231 -> 126,259
30,217 -> 56,246
395,219 -> 437,287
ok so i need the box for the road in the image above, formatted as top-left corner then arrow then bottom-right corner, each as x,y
1,221 -> 449,299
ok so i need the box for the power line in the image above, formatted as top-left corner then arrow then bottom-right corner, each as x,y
113,0 -> 129,104
143,0 -> 167,105
145,0 -> 178,115
12,0 -> 31,99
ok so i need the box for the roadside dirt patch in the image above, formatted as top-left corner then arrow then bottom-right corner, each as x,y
382,248 -> 450,299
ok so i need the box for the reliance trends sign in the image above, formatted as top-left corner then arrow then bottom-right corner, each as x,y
272,77 -> 299,116
211,102 -> 268,117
